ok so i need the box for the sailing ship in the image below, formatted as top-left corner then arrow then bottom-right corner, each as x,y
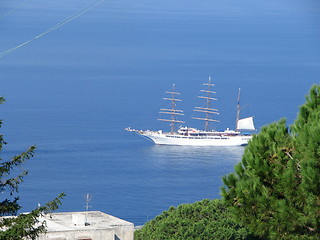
126,77 -> 256,146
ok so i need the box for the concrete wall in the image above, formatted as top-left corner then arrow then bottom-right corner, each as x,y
39,228 -> 115,240
113,224 -> 134,240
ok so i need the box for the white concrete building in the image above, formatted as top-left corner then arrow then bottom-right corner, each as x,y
35,211 -> 134,240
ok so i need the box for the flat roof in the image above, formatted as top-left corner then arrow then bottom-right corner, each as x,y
41,211 -> 133,232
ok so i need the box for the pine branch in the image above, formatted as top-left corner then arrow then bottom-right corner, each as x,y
0,193 -> 65,240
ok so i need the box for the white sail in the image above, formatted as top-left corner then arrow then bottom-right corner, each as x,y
237,117 -> 255,131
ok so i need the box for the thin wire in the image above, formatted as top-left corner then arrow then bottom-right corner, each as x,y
0,0 -> 105,59
0,0 -> 31,21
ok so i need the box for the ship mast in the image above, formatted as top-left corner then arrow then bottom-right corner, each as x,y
158,84 -> 184,133
236,88 -> 241,131
192,76 -> 220,131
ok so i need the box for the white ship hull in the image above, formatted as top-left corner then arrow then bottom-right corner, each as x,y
140,131 -> 251,146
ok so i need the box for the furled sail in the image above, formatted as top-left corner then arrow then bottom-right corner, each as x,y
237,117 -> 255,131
192,76 -> 219,131
158,84 -> 184,133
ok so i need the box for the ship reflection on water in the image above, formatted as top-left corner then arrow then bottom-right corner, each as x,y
145,145 -> 245,165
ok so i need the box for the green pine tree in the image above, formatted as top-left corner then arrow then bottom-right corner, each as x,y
222,85 -> 320,240
0,97 -> 65,240
292,85 -> 320,237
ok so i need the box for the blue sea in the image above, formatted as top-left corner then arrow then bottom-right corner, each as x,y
1,0 -> 319,225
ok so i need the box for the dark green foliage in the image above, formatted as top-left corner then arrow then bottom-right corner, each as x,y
292,85 -> 320,238
135,199 -> 254,240
222,85 -> 320,240
0,97 -> 65,240
0,193 -> 65,240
